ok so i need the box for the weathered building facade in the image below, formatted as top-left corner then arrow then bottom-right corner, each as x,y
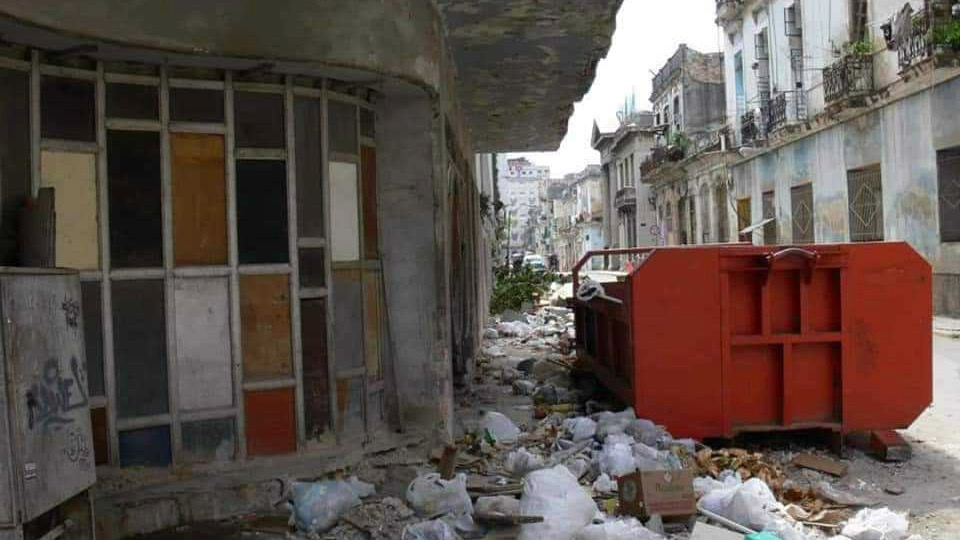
592,113 -> 659,264
717,0 -> 960,316
642,45 -> 734,246
0,1 -> 623,537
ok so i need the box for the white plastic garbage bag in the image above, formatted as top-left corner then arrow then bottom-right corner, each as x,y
595,408 -> 637,439
475,495 -> 521,516
841,508 -> 910,540
406,473 -> 474,519
603,433 -> 636,447
482,411 -> 522,443
597,442 -> 637,478
699,477 -> 782,531
624,418 -> 662,447
592,473 -> 618,494
403,519 -> 462,540
575,518 -> 665,540
519,466 -> 598,540
290,476 -> 374,534
564,417 -> 598,442
565,457 -> 592,480
507,447 -> 545,477
496,321 -> 533,337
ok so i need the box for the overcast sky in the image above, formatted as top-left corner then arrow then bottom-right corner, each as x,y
508,0 -> 722,177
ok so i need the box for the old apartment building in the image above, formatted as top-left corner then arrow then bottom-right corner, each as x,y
640,45 -> 736,246
716,0 -> 960,316
0,1 -> 623,536
592,109 -> 659,262
552,166 -> 605,271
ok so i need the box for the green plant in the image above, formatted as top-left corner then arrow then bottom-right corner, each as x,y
490,266 -> 563,314
934,20 -> 960,50
846,39 -> 873,57
479,193 -> 492,221
671,131 -> 690,150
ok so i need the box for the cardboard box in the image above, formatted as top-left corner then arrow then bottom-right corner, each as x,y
617,469 -> 696,517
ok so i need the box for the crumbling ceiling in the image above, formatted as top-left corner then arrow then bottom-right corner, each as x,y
437,0 -> 623,153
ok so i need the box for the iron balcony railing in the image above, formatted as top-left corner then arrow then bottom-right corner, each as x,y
823,55 -> 874,104
740,109 -> 764,145
614,187 -> 637,210
765,91 -> 808,133
898,10 -> 931,70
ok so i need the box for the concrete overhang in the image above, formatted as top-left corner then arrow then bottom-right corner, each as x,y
437,0 -> 623,152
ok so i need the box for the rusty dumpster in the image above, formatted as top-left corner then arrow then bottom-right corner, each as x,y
571,243 -> 932,440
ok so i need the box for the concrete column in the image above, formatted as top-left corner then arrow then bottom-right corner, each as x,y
377,91 -> 452,442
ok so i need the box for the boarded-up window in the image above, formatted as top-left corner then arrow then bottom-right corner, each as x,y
244,388 -> 296,456
113,280 -> 168,419
0,69 -> 32,265
106,83 -> 158,120
737,198 -> 752,235
301,298 -> 329,438
363,270 -> 384,381
298,248 -> 325,289
119,425 -> 171,467
337,377 -> 364,435
330,162 -> 359,262
107,130 -> 163,268
169,88 -> 224,123
847,166 -> 884,242
181,418 -> 235,463
240,274 -> 292,380
938,148 -> 960,242
172,133 -> 227,266
328,100 -> 357,155
235,91 -> 285,148
174,277 -> 232,410
237,160 -> 289,264
762,190 -> 777,245
40,151 -> 99,269
361,146 -> 379,259
81,281 -> 105,398
41,76 -> 95,141
294,97 -> 323,238
791,184 -> 815,243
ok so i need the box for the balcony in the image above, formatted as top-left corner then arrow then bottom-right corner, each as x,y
614,186 -> 637,210
823,55 -> 874,105
640,145 -> 684,178
716,0 -> 745,24
898,10 -> 931,71
765,90 -> 808,133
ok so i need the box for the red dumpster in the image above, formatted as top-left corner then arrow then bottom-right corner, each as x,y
571,243 -> 932,440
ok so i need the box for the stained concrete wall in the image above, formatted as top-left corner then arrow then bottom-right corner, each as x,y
377,91 -> 453,439
730,74 -> 960,315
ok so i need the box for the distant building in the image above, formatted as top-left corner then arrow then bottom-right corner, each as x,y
498,156 -> 551,254
592,110 -> 659,266
641,44 -> 736,246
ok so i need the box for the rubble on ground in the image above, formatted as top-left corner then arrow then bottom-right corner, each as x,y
227,302 -> 925,539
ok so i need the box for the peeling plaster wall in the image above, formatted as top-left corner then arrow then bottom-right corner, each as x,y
730,75 -> 960,315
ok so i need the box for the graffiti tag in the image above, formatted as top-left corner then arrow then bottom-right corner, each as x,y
26,357 -> 88,431
63,427 -> 92,470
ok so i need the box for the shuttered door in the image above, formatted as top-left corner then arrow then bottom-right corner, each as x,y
938,148 -> 960,243
847,166 -> 884,242
791,184 -> 814,244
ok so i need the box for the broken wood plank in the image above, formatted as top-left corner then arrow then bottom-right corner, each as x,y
792,453 -> 848,477
438,444 -> 459,480
475,512 -> 544,526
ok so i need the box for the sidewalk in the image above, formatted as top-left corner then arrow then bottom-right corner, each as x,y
934,316 -> 960,338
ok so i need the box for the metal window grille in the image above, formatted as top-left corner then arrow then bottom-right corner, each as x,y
847,166 -> 884,242
785,5 -> 802,37
938,148 -> 960,242
755,30 -> 770,60
762,190 -> 777,245
790,183 -> 814,243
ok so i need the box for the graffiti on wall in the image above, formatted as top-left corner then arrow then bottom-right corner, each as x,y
26,356 -> 88,431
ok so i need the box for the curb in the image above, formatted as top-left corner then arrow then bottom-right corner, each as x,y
933,317 -> 960,339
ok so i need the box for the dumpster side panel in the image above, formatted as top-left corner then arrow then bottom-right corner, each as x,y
843,243 -> 932,431
631,248 -> 723,439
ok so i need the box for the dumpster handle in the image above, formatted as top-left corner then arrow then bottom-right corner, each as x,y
765,247 -> 820,284
572,247 -> 654,295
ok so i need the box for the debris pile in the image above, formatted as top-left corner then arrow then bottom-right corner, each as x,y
272,303 -> 923,540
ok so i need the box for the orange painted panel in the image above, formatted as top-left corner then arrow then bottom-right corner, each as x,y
240,274 -> 292,380
244,388 -> 296,456
172,133 -> 227,266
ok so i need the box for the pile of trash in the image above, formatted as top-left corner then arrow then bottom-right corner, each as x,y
278,304 -> 921,540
